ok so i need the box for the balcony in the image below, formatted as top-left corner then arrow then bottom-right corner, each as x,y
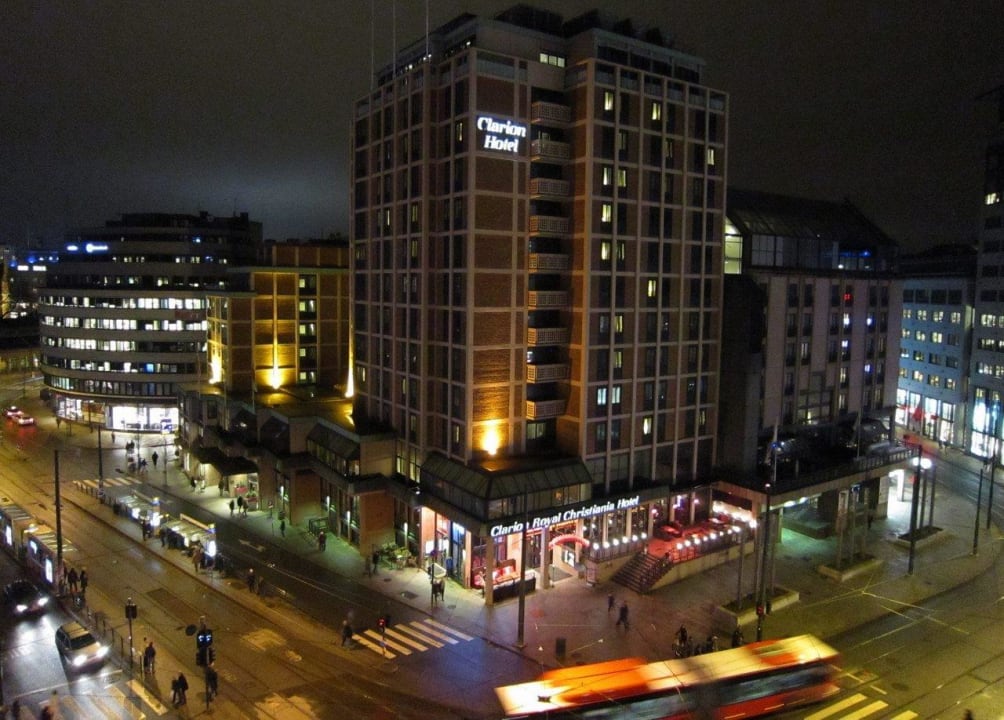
527,290 -> 569,308
531,101 -> 571,125
527,327 -> 570,345
526,398 -> 567,419
529,215 -> 570,237
529,253 -> 569,273
531,139 -> 571,162
529,177 -> 570,198
526,363 -> 569,383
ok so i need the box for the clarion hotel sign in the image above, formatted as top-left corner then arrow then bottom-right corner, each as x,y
488,495 -> 641,537
477,115 -> 526,154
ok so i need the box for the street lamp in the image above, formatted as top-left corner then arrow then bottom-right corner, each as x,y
755,483 -> 771,641
908,444 -> 923,574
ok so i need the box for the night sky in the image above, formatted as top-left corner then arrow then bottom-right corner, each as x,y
2,1 -> 1002,250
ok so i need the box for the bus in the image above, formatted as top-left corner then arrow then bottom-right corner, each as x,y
495,634 -> 840,719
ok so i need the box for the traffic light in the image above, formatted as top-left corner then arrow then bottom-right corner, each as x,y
196,627 -> 213,666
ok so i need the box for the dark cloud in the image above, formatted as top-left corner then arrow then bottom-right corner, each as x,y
2,0 -> 1002,248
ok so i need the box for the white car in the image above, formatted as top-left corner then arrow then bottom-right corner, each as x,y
4,406 -> 21,419
55,621 -> 108,670
15,415 -> 35,426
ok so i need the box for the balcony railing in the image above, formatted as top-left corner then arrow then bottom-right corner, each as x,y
529,215 -> 570,236
529,177 -> 570,198
527,327 -> 570,345
531,101 -> 571,124
528,252 -> 569,272
531,139 -> 571,162
526,398 -> 567,419
527,290 -> 569,308
526,363 -> 569,383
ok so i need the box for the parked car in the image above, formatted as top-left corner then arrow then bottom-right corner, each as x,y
3,579 -> 49,616
55,621 -> 108,670
4,406 -> 21,419
15,414 -> 35,426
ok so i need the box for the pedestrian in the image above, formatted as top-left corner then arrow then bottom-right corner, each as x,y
67,567 -> 79,595
731,625 -> 744,648
79,568 -> 88,598
192,547 -> 203,573
152,451 -> 159,468
616,601 -> 629,629
676,624 -> 688,647
171,676 -> 180,705
371,548 -> 380,575
175,673 -> 188,705
190,476 -> 197,491
111,432 -> 115,444
242,498 -> 248,517
280,519 -> 285,537
607,593 -> 615,612
237,496 -> 245,516
247,567 -> 256,592
143,640 -> 156,674
218,480 -> 225,497
318,530 -> 326,550
206,663 -> 219,699
341,620 -> 353,647
229,499 -> 235,517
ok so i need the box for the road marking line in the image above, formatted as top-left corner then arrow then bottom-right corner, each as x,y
842,700 -> 888,720
353,634 -> 396,659
363,629 -> 412,655
393,624 -> 445,648
383,628 -> 428,651
126,678 -> 169,715
805,693 -> 868,720
888,712 -> 917,720
424,618 -> 474,641
409,621 -> 458,644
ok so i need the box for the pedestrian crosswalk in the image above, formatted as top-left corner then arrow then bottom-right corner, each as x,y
804,692 -> 917,720
74,476 -> 141,494
355,618 -> 475,659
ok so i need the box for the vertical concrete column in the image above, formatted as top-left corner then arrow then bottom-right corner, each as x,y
484,535 -> 496,607
540,525 -> 550,588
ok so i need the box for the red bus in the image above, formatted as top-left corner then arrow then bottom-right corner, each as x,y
495,634 -> 840,719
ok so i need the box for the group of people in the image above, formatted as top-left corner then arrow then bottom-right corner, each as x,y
227,496 -> 249,517
64,565 -> 89,603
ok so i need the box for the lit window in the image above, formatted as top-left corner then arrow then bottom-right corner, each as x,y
601,241 -> 611,260
986,192 -> 1000,205
602,204 -> 613,223
643,416 -> 653,435
650,102 -> 661,121
613,350 -> 623,370
842,313 -> 851,328
614,314 -> 624,333
604,91 -> 614,112
602,166 -> 613,186
617,169 -> 627,187
597,387 -> 608,406
706,148 -> 715,167
611,385 -> 622,404
647,279 -> 657,298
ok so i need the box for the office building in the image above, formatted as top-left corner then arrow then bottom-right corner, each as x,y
39,212 -> 261,432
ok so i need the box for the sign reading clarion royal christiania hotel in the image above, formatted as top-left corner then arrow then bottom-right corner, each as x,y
477,116 -> 526,154
488,495 -> 641,537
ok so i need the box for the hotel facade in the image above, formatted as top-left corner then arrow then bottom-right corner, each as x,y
350,7 -> 727,598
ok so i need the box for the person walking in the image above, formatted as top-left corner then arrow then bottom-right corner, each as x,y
175,673 -> 188,705
78,568 -> 88,599
341,620 -> 353,647
607,593 -> 615,612
205,663 -> 219,700
246,568 -> 256,593
143,640 -> 156,674
280,519 -> 285,537
66,567 -> 79,596
371,548 -> 380,575
152,451 -> 159,468
171,676 -> 180,705
615,601 -> 630,629
229,499 -> 235,517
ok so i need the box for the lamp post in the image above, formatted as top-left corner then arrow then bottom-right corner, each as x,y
755,483 -> 771,641
908,444 -> 922,574
515,489 -> 528,649
973,462 -> 986,556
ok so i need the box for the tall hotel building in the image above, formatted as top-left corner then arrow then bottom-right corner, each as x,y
351,7 -> 726,591
970,85 -> 1004,460
39,212 -> 261,432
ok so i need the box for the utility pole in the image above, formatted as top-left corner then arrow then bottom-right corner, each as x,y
54,450 -> 63,594
908,444 -> 922,573
515,489 -> 528,649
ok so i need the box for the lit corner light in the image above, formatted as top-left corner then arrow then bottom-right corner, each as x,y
270,366 -> 281,389
483,425 -> 501,456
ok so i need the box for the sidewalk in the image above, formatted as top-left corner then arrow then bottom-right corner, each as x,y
53,411 -> 1002,683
